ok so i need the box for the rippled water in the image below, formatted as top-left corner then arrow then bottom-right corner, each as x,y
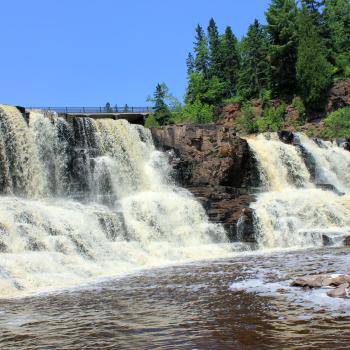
1,247 -> 349,350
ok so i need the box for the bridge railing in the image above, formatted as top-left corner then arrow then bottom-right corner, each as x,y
26,106 -> 155,113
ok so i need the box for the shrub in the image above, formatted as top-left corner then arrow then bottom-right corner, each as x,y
144,114 -> 160,128
173,99 -> 214,124
320,107 -> 350,138
257,102 -> 286,132
292,96 -> 306,125
223,96 -> 245,104
235,102 -> 258,134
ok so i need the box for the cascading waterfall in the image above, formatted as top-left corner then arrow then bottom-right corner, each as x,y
248,133 -> 350,249
0,105 -> 230,297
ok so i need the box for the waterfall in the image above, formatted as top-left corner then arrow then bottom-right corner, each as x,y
248,133 -> 350,249
0,106 -> 229,297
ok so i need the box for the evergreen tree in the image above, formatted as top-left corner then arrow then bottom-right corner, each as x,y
207,18 -> 222,78
186,53 -> 195,76
301,0 -> 323,25
193,25 -> 209,75
220,26 -> 240,96
296,6 -> 333,108
148,83 -> 172,125
323,0 -> 350,78
266,0 -> 298,96
238,20 -> 271,99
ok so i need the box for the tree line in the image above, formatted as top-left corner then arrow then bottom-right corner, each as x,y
147,0 -> 350,128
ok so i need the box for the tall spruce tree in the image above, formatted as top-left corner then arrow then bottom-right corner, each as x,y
220,26 -> 240,96
186,53 -> 195,76
207,18 -> 222,78
194,25 -> 209,75
296,6 -> 333,108
323,0 -> 350,78
266,0 -> 298,96
150,83 -> 172,125
238,20 -> 271,99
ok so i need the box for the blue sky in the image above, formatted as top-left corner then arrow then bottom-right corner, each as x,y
1,0 -> 269,107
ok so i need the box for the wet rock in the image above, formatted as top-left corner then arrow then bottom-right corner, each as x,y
327,283 -> 349,299
151,125 -> 259,242
328,275 -> 350,286
278,130 -> 295,144
322,234 -> 333,246
291,275 -> 326,288
343,236 -> 350,246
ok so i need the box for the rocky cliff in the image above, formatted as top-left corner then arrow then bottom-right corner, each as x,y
151,124 -> 259,242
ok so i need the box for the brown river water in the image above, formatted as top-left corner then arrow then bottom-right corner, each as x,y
1,247 -> 349,350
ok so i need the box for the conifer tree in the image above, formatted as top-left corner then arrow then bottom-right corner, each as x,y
220,26 -> 240,96
296,6 -> 333,108
207,18 -> 222,78
193,25 -> 209,75
323,0 -> 350,78
186,53 -> 195,76
266,0 -> 298,96
238,20 -> 271,99
148,83 -> 172,125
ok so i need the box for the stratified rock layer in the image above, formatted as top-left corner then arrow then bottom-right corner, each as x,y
151,124 -> 259,242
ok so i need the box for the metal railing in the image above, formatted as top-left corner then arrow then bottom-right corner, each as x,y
26,106 -> 155,113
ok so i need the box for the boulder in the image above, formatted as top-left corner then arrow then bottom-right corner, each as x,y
344,236 -> 350,246
327,283 -> 349,299
291,275 -> 326,288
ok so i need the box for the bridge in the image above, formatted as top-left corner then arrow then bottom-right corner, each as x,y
25,106 -> 155,125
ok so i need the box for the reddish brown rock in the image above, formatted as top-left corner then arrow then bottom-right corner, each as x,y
327,79 -> 350,113
151,124 -> 259,242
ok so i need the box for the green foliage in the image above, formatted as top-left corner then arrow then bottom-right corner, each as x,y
320,107 -> 350,138
185,72 -> 227,106
235,102 -> 258,134
173,99 -> 214,124
194,25 -> 210,75
223,96 -> 245,104
147,83 -> 172,125
292,96 -> 306,124
257,102 -> 286,132
144,114 -> 160,128
238,20 -> 271,100
266,0 -> 298,96
323,0 -> 350,79
220,26 -> 240,96
296,6 -> 333,108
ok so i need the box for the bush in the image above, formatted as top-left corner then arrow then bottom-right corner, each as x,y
257,102 -> 286,132
320,107 -> 350,138
292,96 -> 306,125
173,99 -> 214,124
144,114 -> 160,128
223,96 -> 245,104
235,102 -> 258,134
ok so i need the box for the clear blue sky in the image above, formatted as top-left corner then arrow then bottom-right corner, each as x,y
1,0 -> 269,107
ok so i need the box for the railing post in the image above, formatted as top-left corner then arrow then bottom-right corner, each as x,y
83,107 -> 85,113
100,107 -> 102,113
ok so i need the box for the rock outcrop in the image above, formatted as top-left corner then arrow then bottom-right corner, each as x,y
151,124 -> 259,242
327,79 -> 350,113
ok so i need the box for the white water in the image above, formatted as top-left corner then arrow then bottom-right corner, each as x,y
248,133 -> 350,248
0,106 -> 230,297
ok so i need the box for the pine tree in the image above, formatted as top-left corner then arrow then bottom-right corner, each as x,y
238,20 -> 271,99
296,6 -> 333,108
193,25 -> 209,75
266,0 -> 298,96
186,53 -> 195,76
323,0 -> 350,78
220,26 -> 240,96
207,18 -> 222,78
149,83 -> 172,125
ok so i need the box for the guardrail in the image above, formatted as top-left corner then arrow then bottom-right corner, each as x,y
26,107 -> 155,113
